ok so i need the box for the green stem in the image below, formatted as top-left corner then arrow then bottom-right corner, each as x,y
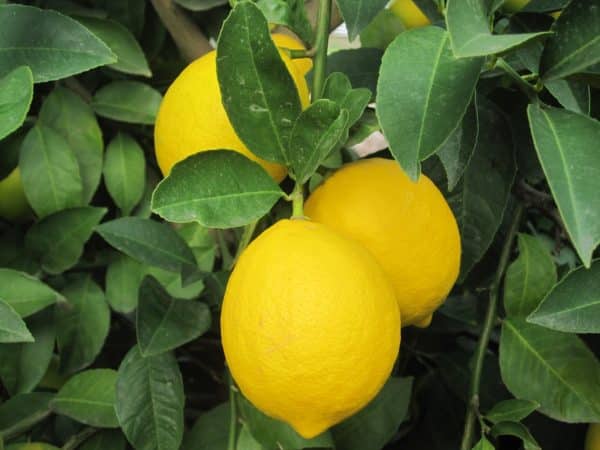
496,58 -> 539,102
227,371 -> 238,450
62,428 -> 97,450
291,182 -> 305,218
310,0 -> 332,100
231,221 -> 257,269
459,203 -> 524,450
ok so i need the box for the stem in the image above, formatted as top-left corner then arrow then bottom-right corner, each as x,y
311,0 -> 333,100
62,428 -> 97,450
227,371 -> 238,450
459,203 -> 524,450
291,182 -> 305,218
495,58 -> 538,102
231,221 -> 257,269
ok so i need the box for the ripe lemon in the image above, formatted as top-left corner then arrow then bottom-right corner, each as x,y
0,168 -> 30,222
154,34 -> 310,182
587,424 -> 600,450
390,0 -> 430,29
221,219 -> 400,438
305,158 -> 461,327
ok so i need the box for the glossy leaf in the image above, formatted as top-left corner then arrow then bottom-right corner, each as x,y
540,0 -> 600,81
92,81 -> 162,125
545,80 -> 591,115
237,425 -> 263,450
56,275 -> 110,374
0,299 -> 33,343
216,2 -> 301,163
105,254 -> 145,313
39,87 -> 104,204
335,0 -> 388,41
446,0 -> 549,57
105,0 -> 146,37
0,4 -> 116,82
182,403 -> 229,450
325,48 -> 383,95
0,66 -> 33,141
19,125 -> 83,218
504,233 -> 557,317
500,318 -> 600,422
321,72 -> 371,128
472,437 -> 494,450
527,104 -> 600,267
51,369 -> 119,427
491,421 -> 541,450
115,346 -> 185,450
255,0 -> 313,44
6,444 -> 60,450
528,261 -> 600,333
136,277 -> 211,356
485,399 -> 539,424
80,430 -> 127,450
175,0 -> 228,11
152,151 -> 284,228
377,26 -> 482,180
0,268 -> 63,318
103,133 -> 146,215
25,207 -> 107,274
0,392 -> 53,439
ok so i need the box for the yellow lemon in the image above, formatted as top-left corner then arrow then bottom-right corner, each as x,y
390,0 -> 430,29
0,168 -> 30,222
502,0 -> 531,12
587,424 -> 600,450
154,34 -> 310,182
272,33 -> 313,76
305,158 -> 461,327
221,219 -> 400,438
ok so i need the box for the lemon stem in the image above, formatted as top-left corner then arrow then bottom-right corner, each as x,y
311,0 -> 332,100
227,371 -> 238,450
231,221 -> 258,268
291,181 -> 305,218
459,202 -> 524,450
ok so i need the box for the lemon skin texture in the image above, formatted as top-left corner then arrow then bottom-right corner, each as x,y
390,0 -> 430,29
587,424 -> 600,450
502,0 -> 531,12
0,168 -> 30,222
272,33 -> 313,76
305,158 -> 461,328
221,219 -> 400,438
154,35 -> 310,182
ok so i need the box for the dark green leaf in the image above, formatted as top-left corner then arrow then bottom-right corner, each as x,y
237,425 -> 263,450
92,81 -> 162,125
500,318 -> 600,422
472,437 -> 494,450
255,0 -> 313,44
175,0 -> 228,11
0,268 -> 63,317
136,277 -> 211,357
0,299 -> 33,343
105,254 -> 145,313
6,444 -> 60,450
115,346 -> 185,450
56,275 -> 110,374
0,4 -> 116,82
103,133 -> 146,215
335,0 -> 388,41
19,125 -> 83,218
360,9 -> 406,50
51,369 -> 119,428
491,421 -> 541,450
0,392 -> 53,440
377,26 -> 482,179
521,0 -> 570,12
80,430 -> 127,450
325,48 -> 383,95
151,151 -> 284,228
527,104 -> 600,267
540,0 -> 600,81
182,403 -> 229,450
146,266 -> 205,300
322,72 -> 371,127
25,207 -> 107,274
504,233 -> 557,317
528,261 -> 600,333
216,2 -> 302,163
485,399 -> 539,423
545,80 -> 591,115
105,0 -> 146,37
0,66 -> 33,141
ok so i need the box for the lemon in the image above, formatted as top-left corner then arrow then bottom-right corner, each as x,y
305,158 -> 461,327
0,168 -> 30,222
221,219 -> 400,438
502,0 -> 531,12
587,424 -> 600,450
154,34 -> 310,182
390,0 -> 430,29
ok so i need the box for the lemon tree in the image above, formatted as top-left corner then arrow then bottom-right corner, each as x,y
1,0 -> 599,450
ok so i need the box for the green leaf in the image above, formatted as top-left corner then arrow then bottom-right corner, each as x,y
216,1 -> 302,164
540,0 -> 600,81
19,125 -> 83,218
175,0 -> 228,11
485,399 -> 539,424
151,151 -> 284,228
25,207 -> 107,274
448,101 -> 516,280
472,437 -> 494,450
0,392 -> 53,440
105,254 -> 145,313
103,133 -> 146,215
182,403 -> 229,450
255,0 -> 313,44
500,318 -> 600,422
437,100 -> 479,191
491,421 -> 541,450
288,100 -> 349,183
446,0 -> 549,57
51,369 -> 118,428
528,261 -> 600,333
527,104 -> 600,267
237,425 -> 263,450
322,72 -> 371,128
325,49 -> 383,96
0,268 -> 63,318
96,217 -> 198,277
76,16 -> 151,77
376,27 -> 482,180
56,275 -> 110,374
115,346 -> 185,450
105,0 -> 146,38
335,0 -> 388,41
6,444 -> 60,450
80,430 -> 127,450
38,87 -> 104,204
0,4 -> 116,82
332,377 -> 413,450
136,277 -> 211,357
0,309 -> 55,395
545,80 -> 591,115
504,233 -> 557,317
0,66 -> 33,141
0,299 -> 33,343
92,81 -> 162,125
146,266 -> 205,301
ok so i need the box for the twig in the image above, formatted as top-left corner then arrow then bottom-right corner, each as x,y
311,0 -> 333,100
